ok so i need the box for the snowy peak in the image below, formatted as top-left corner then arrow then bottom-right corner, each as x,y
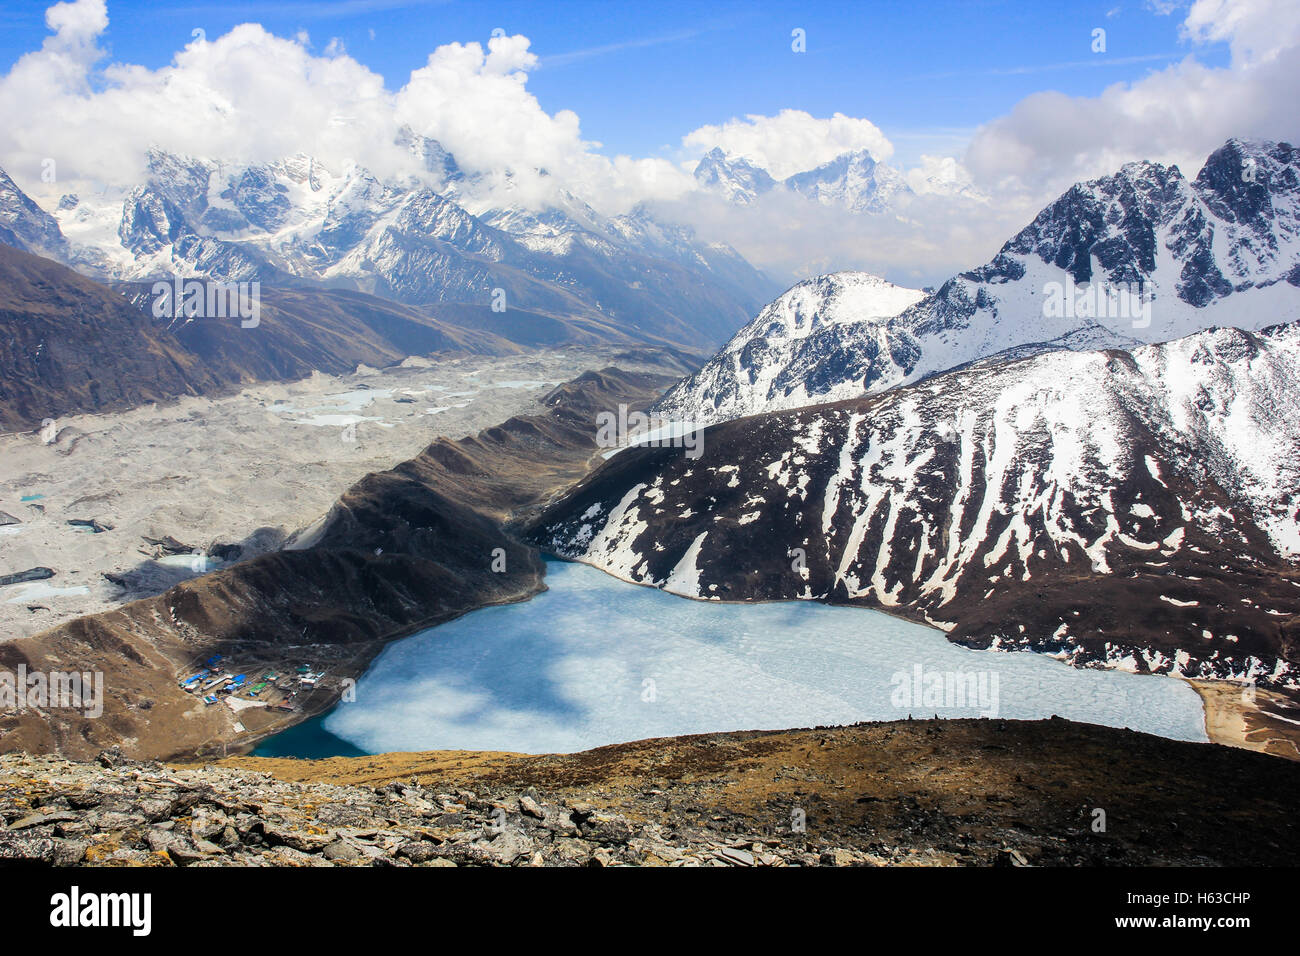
784,149 -> 914,214
693,148 -> 778,205
118,185 -> 186,257
999,158 -> 1187,287
736,271 -> 926,342
1190,138 -> 1300,287
907,156 -> 987,202
478,188 -> 616,255
692,147 -> 920,215
1194,138 -> 1299,228
653,271 -> 926,425
992,138 -> 1300,308
396,127 -> 464,185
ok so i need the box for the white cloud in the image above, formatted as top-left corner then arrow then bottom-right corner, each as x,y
966,0 -> 1300,198
1181,0 -> 1300,63
673,110 -> 998,284
906,155 -> 985,199
0,0 -> 692,215
660,180 -> 1019,291
681,109 -> 894,179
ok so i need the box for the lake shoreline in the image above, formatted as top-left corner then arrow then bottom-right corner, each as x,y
1186,678 -> 1300,760
260,559 -> 1207,758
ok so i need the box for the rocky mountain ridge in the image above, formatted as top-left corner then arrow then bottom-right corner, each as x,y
535,321 -> 1300,693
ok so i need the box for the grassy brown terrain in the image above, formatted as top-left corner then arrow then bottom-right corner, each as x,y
0,244 -> 223,431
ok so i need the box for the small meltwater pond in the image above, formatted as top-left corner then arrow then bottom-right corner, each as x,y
256,559 -> 1207,757
3,582 -> 91,604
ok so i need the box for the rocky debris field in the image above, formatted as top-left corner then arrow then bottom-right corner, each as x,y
3,717 -> 1299,867
0,750 -> 839,868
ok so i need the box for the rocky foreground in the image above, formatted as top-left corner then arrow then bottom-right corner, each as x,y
2,718 -> 1298,867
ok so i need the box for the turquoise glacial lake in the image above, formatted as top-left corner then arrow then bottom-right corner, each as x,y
255,559 -> 1207,757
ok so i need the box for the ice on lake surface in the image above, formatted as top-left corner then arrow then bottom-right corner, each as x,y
3,582 -> 91,604
287,413 -> 384,428
322,559 -> 1208,755
154,554 -> 228,572
458,376 -> 548,389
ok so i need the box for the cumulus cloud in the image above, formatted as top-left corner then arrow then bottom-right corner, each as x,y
905,155 -> 986,199
966,0 -> 1300,198
1181,0 -> 1300,63
45,0 -> 107,46
681,109 -> 895,179
0,0 -> 692,214
2,5 -> 395,188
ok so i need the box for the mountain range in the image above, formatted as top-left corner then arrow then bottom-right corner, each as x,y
0,134 -> 784,428
660,139 -> 1300,427
693,145 -> 985,213
0,237 -> 680,431
3,131 -> 1299,762
1,138 -> 778,355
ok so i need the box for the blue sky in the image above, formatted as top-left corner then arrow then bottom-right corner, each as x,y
0,0 -> 1228,167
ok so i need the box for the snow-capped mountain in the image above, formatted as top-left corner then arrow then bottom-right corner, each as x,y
664,139 -> 1300,426
692,148 -> 778,205
1,141 -> 775,351
784,149 -> 914,214
534,320 -> 1300,688
654,272 -> 927,424
476,187 -> 611,255
692,146 -> 985,213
